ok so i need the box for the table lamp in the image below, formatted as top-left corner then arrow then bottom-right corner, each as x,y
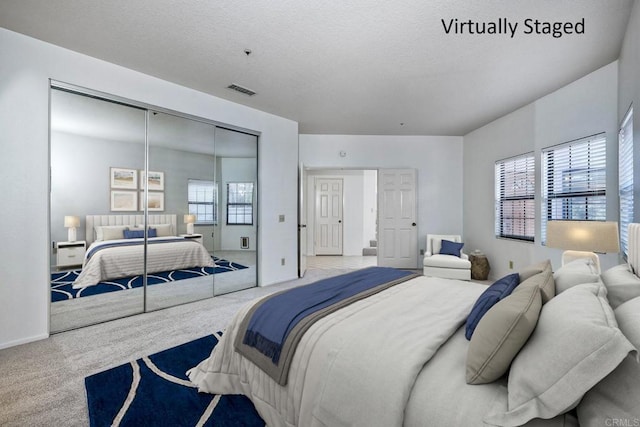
184,214 -> 196,235
546,220 -> 619,274
64,215 -> 80,242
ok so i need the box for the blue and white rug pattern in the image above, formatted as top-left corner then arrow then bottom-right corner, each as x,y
85,332 -> 264,427
51,257 -> 248,302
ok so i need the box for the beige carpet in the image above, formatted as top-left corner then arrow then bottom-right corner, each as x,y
0,268 -> 354,427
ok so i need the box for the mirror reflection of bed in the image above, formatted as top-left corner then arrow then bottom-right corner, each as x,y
49,86 -> 258,333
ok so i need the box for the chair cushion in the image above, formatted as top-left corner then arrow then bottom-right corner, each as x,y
424,254 -> 471,269
439,239 -> 464,257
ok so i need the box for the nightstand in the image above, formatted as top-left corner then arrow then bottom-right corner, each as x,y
180,234 -> 203,245
56,241 -> 86,270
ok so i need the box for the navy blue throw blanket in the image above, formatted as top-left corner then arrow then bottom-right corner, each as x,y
242,267 -> 414,364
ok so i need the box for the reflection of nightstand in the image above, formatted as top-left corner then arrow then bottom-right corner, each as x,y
180,234 -> 203,245
56,241 -> 86,270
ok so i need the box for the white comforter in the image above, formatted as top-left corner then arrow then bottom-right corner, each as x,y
188,276 -> 486,427
72,237 -> 214,289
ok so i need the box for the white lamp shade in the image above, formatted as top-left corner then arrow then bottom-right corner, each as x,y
546,220 -> 620,253
183,214 -> 196,224
64,216 -> 80,228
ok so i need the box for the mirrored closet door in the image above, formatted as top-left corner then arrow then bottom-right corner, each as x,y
49,84 -> 258,333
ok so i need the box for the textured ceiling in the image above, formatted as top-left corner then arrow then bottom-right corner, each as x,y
0,0 -> 634,135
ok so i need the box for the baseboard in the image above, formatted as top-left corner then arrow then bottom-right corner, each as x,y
0,333 -> 49,351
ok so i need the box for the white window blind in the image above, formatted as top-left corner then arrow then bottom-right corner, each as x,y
227,182 -> 254,225
619,107 -> 634,257
495,153 -> 535,241
541,134 -> 607,244
188,179 -> 217,224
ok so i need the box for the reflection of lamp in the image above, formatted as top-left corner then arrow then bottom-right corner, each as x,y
64,216 -> 80,242
184,214 -> 196,235
546,220 -> 620,274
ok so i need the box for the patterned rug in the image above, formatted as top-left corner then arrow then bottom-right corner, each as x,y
85,332 -> 264,427
51,257 -> 248,302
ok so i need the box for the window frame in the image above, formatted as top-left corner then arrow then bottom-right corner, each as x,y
187,179 -> 217,225
226,182 -> 254,226
494,152 -> 536,242
619,106 -> 634,257
541,134 -> 607,244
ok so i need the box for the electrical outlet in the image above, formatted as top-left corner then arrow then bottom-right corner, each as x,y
279,214 -> 285,223
509,260 -> 514,269
281,258 -> 285,266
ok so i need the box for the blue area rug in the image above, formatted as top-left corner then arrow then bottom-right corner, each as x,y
52,257 -> 248,302
85,333 -> 264,427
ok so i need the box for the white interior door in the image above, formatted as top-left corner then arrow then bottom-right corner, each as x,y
298,163 -> 308,277
377,169 -> 418,268
314,178 -> 343,255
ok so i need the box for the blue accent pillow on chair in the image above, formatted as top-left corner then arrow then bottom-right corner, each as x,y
439,239 -> 464,257
465,273 -> 520,340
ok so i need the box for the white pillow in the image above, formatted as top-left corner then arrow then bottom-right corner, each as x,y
484,282 -> 635,427
577,296 -> 640,425
553,258 -> 601,294
94,225 -> 127,241
600,264 -> 640,308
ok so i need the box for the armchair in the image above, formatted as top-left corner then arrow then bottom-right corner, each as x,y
423,234 -> 471,280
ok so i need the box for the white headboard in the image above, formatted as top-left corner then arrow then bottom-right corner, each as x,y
629,223 -> 640,276
85,214 -> 177,245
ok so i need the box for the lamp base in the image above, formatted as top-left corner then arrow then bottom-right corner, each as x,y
562,250 -> 601,274
68,227 -> 77,242
186,223 -> 194,235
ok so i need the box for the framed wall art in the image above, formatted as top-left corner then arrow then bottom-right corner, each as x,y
140,191 -> 165,212
140,170 -> 165,191
110,167 -> 138,190
110,191 -> 138,211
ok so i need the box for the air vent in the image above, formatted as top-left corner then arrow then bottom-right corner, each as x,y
227,84 -> 256,96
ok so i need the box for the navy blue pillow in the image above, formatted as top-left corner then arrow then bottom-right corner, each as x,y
439,239 -> 464,257
148,227 -> 157,238
123,229 -> 145,239
465,273 -> 520,340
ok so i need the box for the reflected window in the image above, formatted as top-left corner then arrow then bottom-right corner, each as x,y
188,179 -> 217,224
227,182 -> 254,225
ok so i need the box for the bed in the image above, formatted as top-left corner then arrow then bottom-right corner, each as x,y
72,214 -> 214,289
188,226 -> 640,426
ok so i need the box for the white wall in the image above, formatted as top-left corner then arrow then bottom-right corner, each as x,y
618,0 -> 640,225
463,61 -> 620,280
300,134 -> 464,264
0,28 -> 299,349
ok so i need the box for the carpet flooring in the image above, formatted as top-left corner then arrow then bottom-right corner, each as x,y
51,257 -> 248,302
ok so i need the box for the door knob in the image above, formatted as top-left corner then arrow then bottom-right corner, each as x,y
338,220 -> 342,223
412,223 -> 416,226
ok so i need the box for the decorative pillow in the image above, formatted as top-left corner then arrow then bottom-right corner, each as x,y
577,296 -> 640,425
519,262 -> 555,304
95,225 -> 127,241
151,223 -> 172,237
485,283 -> 635,426
553,258 -> 601,294
466,278 -> 542,385
465,273 -> 520,340
439,239 -> 464,257
517,260 -> 549,283
148,227 -> 157,238
601,264 -> 640,308
123,229 -> 145,239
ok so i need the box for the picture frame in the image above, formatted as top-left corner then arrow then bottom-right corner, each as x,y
140,170 -> 165,191
140,191 -> 165,212
110,167 -> 138,190
110,191 -> 138,211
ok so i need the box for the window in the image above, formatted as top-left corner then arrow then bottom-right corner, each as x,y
495,153 -> 535,241
227,182 -> 254,225
188,179 -> 217,224
619,107 -> 634,257
541,134 -> 607,244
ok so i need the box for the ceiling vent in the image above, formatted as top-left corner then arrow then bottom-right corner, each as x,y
227,84 -> 256,96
